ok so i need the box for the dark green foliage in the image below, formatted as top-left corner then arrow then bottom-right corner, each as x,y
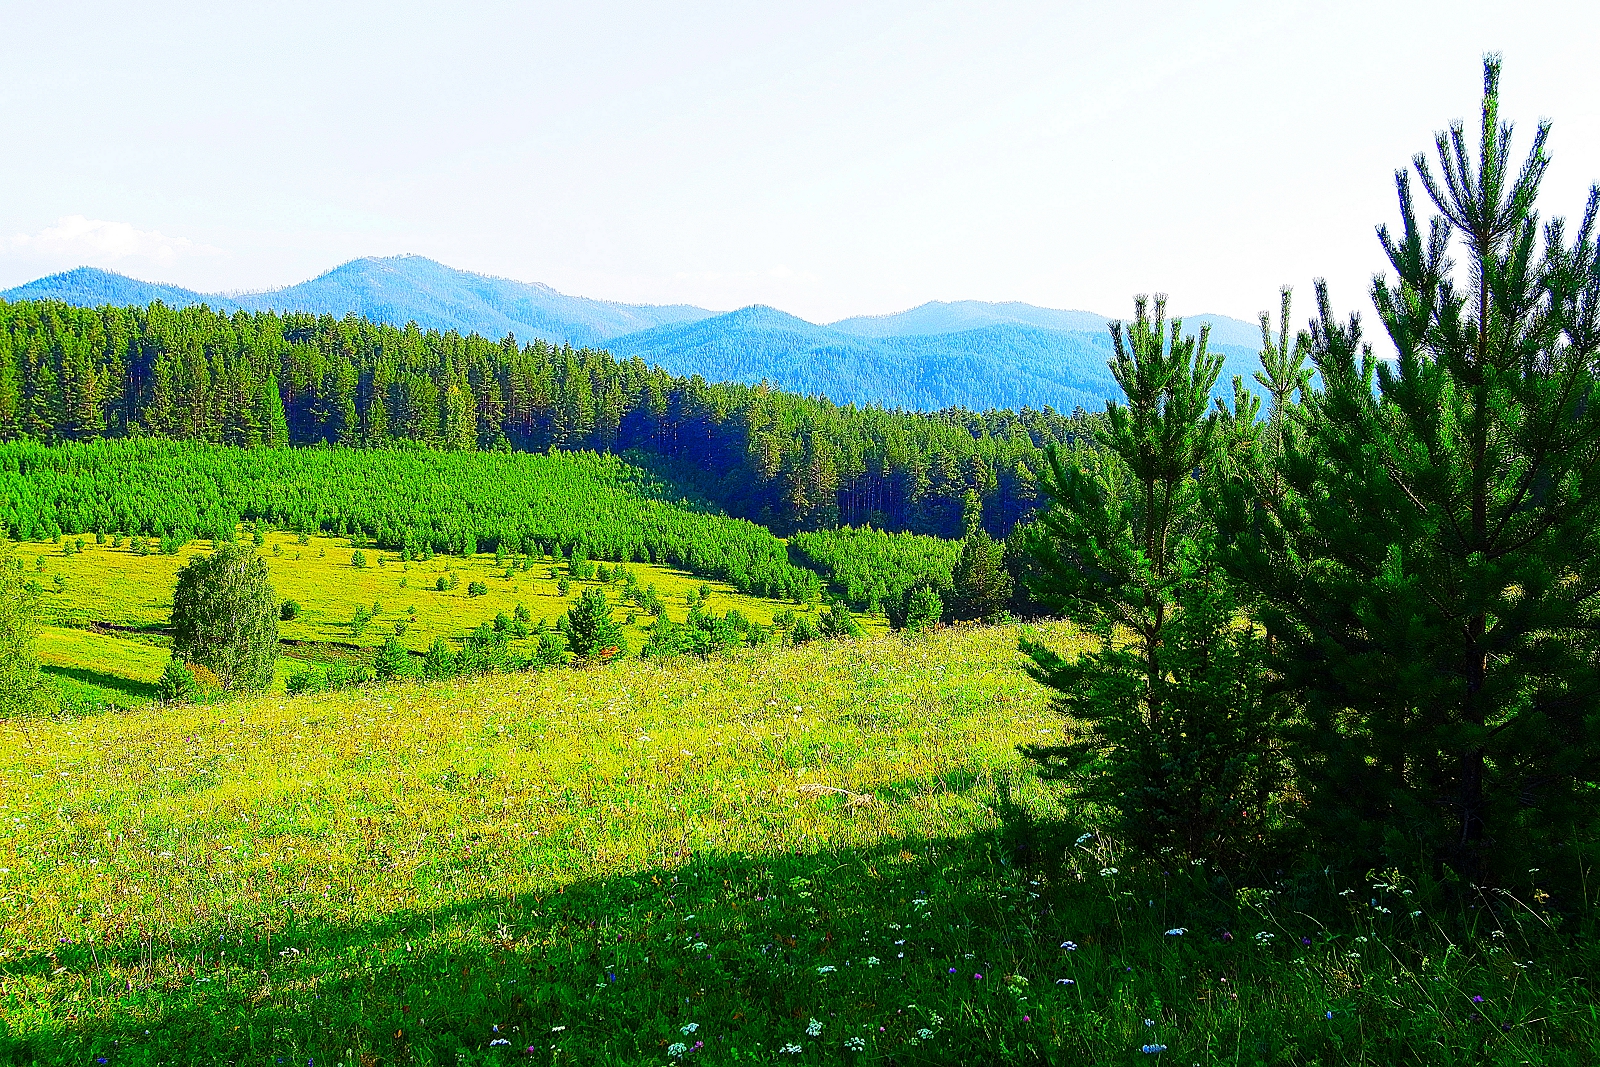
818,600 -> 862,639
1220,59 -> 1600,882
351,550 -> 366,569
903,583 -> 944,633
169,543 -> 279,691
787,613 -> 820,645
422,637 -> 454,681
0,300 -> 1080,540
1023,296 -> 1288,864
562,587 -> 626,660
947,531 -> 1013,621
373,637 -> 409,680
155,654 -> 200,703
279,599 -> 300,621
534,630 -> 567,667
467,581 -> 488,598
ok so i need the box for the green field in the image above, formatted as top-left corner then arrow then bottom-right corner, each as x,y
19,529 -> 881,711
3,624 -> 1593,1065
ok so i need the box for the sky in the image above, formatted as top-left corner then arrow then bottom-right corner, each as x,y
2,1 -> 1597,326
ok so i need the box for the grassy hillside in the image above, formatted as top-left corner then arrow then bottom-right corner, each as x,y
3,625 -> 1592,1064
19,529 -> 865,711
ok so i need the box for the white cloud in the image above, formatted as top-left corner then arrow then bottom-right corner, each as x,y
2,215 -> 213,265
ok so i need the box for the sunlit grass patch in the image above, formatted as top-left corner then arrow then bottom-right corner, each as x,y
3,623 -> 1594,1065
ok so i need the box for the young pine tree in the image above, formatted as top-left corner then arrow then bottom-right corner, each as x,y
1022,296 -> 1289,863
564,586 -> 626,660
1221,57 -> 1600,883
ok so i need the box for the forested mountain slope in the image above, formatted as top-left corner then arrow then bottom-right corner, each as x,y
0,299 -> 1085,539
4,263 -> 1270,412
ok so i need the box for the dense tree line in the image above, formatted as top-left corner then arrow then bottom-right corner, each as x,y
0,299 -> 1086,538
0,439 -> 823,600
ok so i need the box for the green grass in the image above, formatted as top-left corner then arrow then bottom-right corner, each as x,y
20,530 -> 879,709
1,624 -> 1594,1065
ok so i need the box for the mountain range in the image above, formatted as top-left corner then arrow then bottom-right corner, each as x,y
2,256 -> 1270,412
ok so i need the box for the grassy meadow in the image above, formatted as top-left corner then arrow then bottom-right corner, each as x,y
19,530 -> 876,712
3,625 -> 1596,1065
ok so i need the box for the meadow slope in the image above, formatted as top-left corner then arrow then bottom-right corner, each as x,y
4,625 -> 1593,1065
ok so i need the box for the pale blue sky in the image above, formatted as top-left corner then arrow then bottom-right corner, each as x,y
2,1 -> 1597,324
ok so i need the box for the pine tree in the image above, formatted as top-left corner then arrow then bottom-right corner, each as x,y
948,530 -> 1012,621
563,586 -> 626,659
1022,296 -> 1287,862
260,373 -> 289,447
1222,58 -> 1600,882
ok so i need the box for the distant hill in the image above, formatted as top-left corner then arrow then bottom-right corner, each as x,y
608,304 -> 1267,412
2,259 -> 1270,412
1,257 -> 715,349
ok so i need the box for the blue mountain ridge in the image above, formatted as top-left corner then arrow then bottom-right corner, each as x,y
2,258 -> 1271,413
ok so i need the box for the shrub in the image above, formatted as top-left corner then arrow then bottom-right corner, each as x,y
351,550 -> 367,569
170,544 -> 279,691
156,655 -> 201,703
467,581 -> 488,597
280,599 -> 301,621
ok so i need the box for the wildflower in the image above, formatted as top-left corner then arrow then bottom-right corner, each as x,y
1325,1011 -> 1334,1019
845,1037 -> 866,1052
817,965 -> 837,974
1056,978 -> 1074,985
1140,1044 -> 1167,1054
1144,1018 -> 1154,1027
1099,867 -> 1119,877
1061,941 -> 1078,951
866,956 -> 881,966
948,967 -> 957,973
1076,833 -> 1093,845
974,973 -> 983,980
1022,1016 -> 1030,1023
1300,937 -> 1312,946
1471,995 -> 1485,1004
806,1019 -> 823,1037
1254,931 -> 1274,943
1165,928 -> 1186,936
1220,931 -> 1233,942
1409,911 -> 1423,919
667,1042 -> 688,1058
780,1043 -> 803,1054
692,942 -> 708,951
915,1027 -> 934,1040
681,1023 -> 700,1035
551,1026 -> 566,1032
490,1039 -> 510,1047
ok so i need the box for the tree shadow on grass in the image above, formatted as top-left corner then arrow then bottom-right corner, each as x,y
5,818 -> 1590,1066
42,664 -> 158,705
6,830 -> 1106,1066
